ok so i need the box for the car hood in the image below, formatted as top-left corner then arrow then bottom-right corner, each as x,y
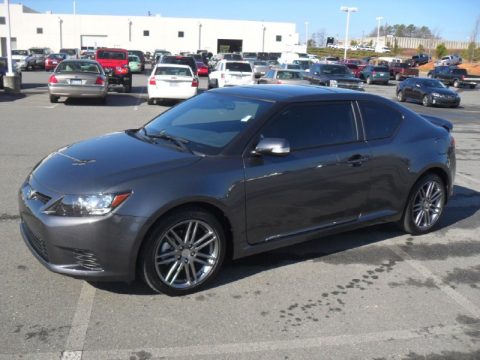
428,88 -> 457,96
31,131 -> 200,194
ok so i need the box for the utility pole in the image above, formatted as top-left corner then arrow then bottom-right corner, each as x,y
3,0 -> 20,92
341,6 -> 358,60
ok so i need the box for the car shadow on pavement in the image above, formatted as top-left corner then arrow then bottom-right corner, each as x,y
63,94 -> 145,107
88,185 -> 480,295
0,92 -> 26,102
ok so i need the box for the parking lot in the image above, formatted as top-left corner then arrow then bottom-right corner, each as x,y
1,71 -> 480,360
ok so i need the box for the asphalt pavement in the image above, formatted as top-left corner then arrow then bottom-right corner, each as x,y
0,70 -> 479,360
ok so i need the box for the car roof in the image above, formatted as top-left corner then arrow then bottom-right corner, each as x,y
154,64 -> 192,69
61,59 -> 99,64
209,85 -> 380,102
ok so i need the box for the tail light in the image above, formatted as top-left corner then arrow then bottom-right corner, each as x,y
48,74 -> 58,84
149,77 -> 156,85
191,78 -> 199,87
276,80 -> 283,84
95,76 -> 105,85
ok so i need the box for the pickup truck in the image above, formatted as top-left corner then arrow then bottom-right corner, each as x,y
427,66 -> 479,88
389,62 -> 419,81
411,54 -> 429,66
306,63 -> 364,90
435,55 -> 462,66
95,48 -> 132,92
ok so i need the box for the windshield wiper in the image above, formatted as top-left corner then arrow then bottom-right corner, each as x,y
142,128 -> 192,154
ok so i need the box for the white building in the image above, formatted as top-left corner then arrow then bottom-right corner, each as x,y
0,4 -> 303,55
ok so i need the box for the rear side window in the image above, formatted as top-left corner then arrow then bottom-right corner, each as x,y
452,69 -> 467,75
261,102 -> 357,150
97,51 -> 126,60
154,66 -> 192,76
225,62 -> 251,72
359,101 -> 402,140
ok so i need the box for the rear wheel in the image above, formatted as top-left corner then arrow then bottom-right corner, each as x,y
124,79 -> 132,93
49,95 -> 59,103
147,98 -> 155,105
422,95 -> 431,107
400,174 -> 446,235
207,79 -> 218,89
453,79 -> 460,88
366,76 -> 372,85
397,90 -> 406,102
395,73 -> 402,81
140,207 -> 226,296
470,84 -> 476,89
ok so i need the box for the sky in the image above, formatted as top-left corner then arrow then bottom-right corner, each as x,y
13,0 -> 480,42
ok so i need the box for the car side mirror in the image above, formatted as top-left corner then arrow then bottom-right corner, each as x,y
252,138 -> 290,157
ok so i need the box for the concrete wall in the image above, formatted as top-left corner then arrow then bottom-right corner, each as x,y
0,4 -> 301,55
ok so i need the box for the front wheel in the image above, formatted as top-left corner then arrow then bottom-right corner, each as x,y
124,79 -> 132,93
422,95 -> 431,107
453,80 -> 460,88
400,174 -> 446,235
395,73 -> 401,81
397,90 -> 406,102
366,76 -> 372,85
140,207 -> 226,296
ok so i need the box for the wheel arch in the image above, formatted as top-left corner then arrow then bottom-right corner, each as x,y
133,199 -> 235,279
409,166 -> 451,206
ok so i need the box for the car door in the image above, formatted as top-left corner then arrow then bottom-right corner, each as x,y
243,101 -> 372,244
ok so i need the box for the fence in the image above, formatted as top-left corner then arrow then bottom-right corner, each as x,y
359,36 -> 479,50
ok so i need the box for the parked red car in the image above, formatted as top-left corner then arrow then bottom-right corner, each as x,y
196,61 -> 209,76
345,63 -> 361,78
45,53 -> 67,71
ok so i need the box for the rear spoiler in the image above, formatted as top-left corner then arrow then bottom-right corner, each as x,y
420,114 -> 453,132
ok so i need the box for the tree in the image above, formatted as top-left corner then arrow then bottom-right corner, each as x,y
307,39 -> 316,48
312,29 -> 326,48
468,15 -> 480,62
393,39 -> 400,55
368,23 -> 438,39
436,43 -> 447,58
350,40 -> 358,46
417,44 -> 425,53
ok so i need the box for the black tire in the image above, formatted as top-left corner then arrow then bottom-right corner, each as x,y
397,90 -> 406,102
207,79 -> 218,89
395,73 -> 401,81
384,81 -> 389,85
453,80 -> 460,88
124,79 -> 132,93
470,84 -> 476,89
366,76 -> 372,85
98,96 -> 107,105
49,95 -> 59,103
422,95 -> 431,107
140,207 -> 226,296
147,98 -> 155,105
400,173 -> 446,235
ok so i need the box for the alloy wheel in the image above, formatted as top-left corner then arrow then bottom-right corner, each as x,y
411,180 -> 444,231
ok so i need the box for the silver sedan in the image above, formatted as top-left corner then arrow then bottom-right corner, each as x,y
48,60 -> 108,103
258,69 -> 309,85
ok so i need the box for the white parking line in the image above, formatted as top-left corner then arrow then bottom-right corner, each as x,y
0,323 -> 471,360
62,281 -> 96,355
457,173 -> 480,186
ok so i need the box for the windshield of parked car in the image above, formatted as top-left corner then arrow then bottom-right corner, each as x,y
154,66 -> 193,77
320,65 -> 348,75
421,79 -> 447,88
97,51 -> 126,60
48,54 -> 65,59
144,93 -> 274,155
277,70 -> 304,79
226,62 -> 252,72
29,49 -> 45,55
224,54 -> 243,60
12,50 -> 28,56
60,49 -> 77,55
55,61 -> 101,73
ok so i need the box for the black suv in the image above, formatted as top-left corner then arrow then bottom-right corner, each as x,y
161,56 -> 197,75
306,63 -> 363,91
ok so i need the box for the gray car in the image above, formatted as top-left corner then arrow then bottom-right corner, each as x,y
252,60 -> 270,78
19,86 -> 455,296
48,59 -> 108,103
258,69 -> 309,85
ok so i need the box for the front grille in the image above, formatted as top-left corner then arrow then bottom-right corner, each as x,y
73,249 -> 103,271
338,82 -> 361,89
23,222 -> 49,261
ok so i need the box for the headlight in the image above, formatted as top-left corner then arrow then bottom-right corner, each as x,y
432,92 -> 441,97
329,80 -> 338,87
44,192 -> 130,217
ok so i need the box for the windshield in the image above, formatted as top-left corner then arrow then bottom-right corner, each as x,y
97,51 -> 126,60
374,67 -> 389,72
129,55 -> 140,62
154,66 -> 192,76
144,93 -> 273,155
29,49 -> 45,55
226,62 -> 251,72
320,65 -> 348,75
224,54 -> 243,60
12,50 -> 28,56
55,61 -> 101,73
60,49 -> 77,55
277,71 -> 304,79
421,79 -> 447,88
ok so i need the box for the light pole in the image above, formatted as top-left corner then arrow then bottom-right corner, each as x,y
305,21 -> 309,46
376,16 -> 384,51
128,19 -> 132,42
198,23 -> 202,50
262,25 -> 266,52
340,6 -> 358,60
58,18 -> 63,49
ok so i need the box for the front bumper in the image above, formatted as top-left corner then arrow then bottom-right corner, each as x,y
18,178 -> 147,281
431,96 -> 460,107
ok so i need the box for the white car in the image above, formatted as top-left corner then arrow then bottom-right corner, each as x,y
435,55 -> 462,67
147,64 -> 198,105
208,60 -> 255,88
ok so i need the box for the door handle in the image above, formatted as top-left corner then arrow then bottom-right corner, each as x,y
346,154 -> 369,167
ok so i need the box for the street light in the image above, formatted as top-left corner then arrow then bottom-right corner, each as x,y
340,6 -> 358,60
305,21 -> 309,46
376,16 -> 384,51
128,19 -> 132,42
262,25 -> 266,52
58,17 -> 63,49
198,23 -> 202,50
